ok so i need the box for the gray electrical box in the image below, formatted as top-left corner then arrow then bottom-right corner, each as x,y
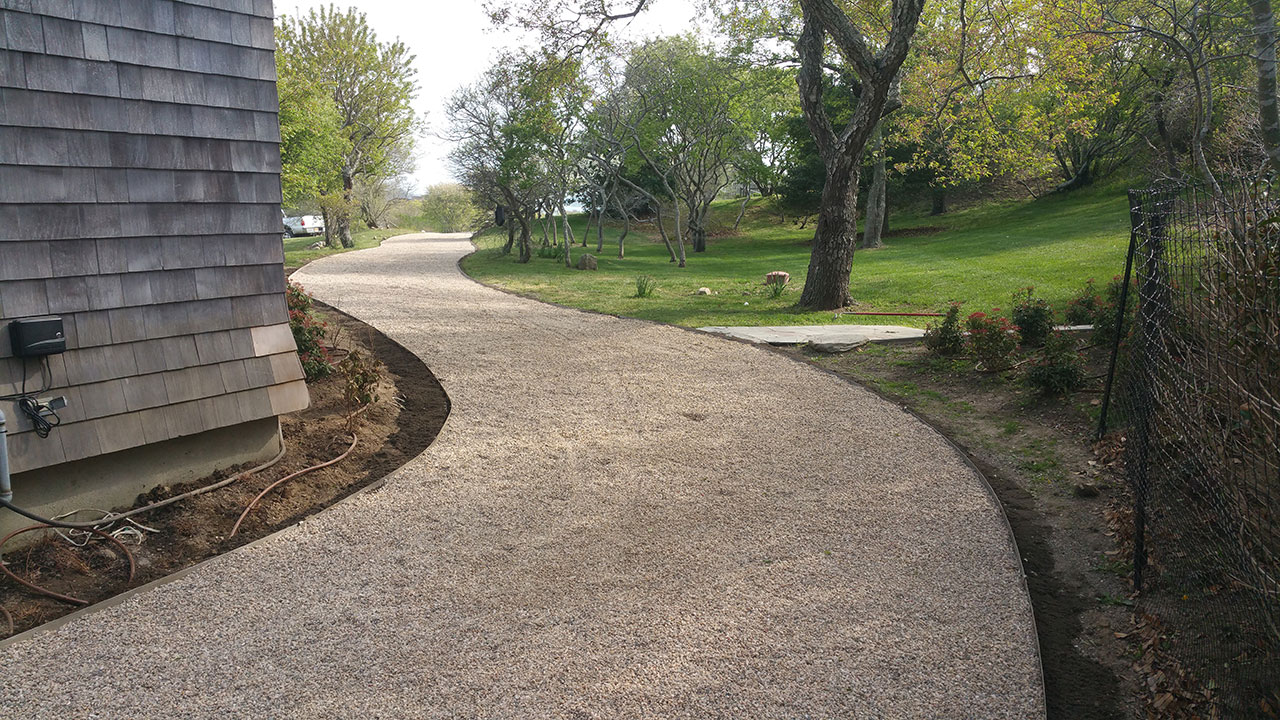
8,317 -> 66,357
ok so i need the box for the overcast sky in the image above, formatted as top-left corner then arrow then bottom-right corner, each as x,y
277,1 -> 705,193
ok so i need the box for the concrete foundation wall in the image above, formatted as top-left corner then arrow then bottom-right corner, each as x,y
0,416 -> 280,541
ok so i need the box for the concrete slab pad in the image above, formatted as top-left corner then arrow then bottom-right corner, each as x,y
699,324 -> 925,345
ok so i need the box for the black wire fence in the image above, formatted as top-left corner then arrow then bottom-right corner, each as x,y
1099,179 -> 1279,715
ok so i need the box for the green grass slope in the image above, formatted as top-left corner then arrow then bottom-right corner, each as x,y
460,183 -> 1131,328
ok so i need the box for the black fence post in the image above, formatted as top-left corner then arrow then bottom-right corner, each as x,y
1096,190 -> 1141,441
1127,188 -> 1174,592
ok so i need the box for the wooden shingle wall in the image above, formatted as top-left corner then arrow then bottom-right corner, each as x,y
0,0 -> 308,474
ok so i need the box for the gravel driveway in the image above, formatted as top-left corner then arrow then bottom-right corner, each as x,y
0,233 -> 1044,718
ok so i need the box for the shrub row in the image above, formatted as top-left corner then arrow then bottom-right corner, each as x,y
924,284 -> 1103,395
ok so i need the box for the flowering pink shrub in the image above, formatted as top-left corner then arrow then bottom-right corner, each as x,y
966,310 -> 1020,369
287,281 -> 333,381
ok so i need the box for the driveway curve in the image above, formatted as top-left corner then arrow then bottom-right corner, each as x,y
0,233 -> 1044,718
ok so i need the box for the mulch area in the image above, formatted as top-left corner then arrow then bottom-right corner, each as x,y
0,302 -> 448,638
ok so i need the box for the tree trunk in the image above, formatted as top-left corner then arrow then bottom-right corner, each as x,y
561,205 -> 577,248
516,212 -> 533,263
583,203 -> 596,245
596,206 -> 605,253
672,204 -> 687,267
861,125 -> 886,249
653,202 -> 678,263
613,194 -> 629,259
798,155 -> 860,310
930,187 -> 947,216
334,211 -> 353,249
561,205 -> 573,267
1252,0 -> 1280,174
503,220 -> 515,255
338,172 -> 355,248
733,191 -> 751,231
321,209 -> 338,249
690,203 -> 707,253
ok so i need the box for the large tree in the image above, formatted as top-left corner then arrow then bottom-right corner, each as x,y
446,52 -> 576,263
275,27 -> 345,212
622,36 -> 749,259
277,6 -> 419,248
791,0 -> 925,308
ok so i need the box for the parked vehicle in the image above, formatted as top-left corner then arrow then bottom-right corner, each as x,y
283,213 -> 325,237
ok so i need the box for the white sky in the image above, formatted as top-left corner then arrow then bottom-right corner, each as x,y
276,1 -> 705,193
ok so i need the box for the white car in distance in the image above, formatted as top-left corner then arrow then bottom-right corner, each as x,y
283,213 -> 325,237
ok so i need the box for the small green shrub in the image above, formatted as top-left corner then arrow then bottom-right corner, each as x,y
1025,331 -> 1086,395
924,302 -> 965,356
634,275 -> 658,298
1011,286 -> 1054,347
537,245 -> 564,260
1064,278 -> 1101,326
966,310 -> 1020,370
337,348 -> 380,426
287,281 -> 333,381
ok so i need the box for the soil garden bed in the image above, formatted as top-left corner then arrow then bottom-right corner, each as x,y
0,301 -> 448,639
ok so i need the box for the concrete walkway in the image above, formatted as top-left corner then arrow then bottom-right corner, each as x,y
0,233 -> 1044,718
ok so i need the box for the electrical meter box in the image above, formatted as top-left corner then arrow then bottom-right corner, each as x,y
8,317 -> 66,357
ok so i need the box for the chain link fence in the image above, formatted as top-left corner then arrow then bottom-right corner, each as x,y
1100,179 -> 1279,715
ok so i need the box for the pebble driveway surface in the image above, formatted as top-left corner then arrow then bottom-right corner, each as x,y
0,233 -> 1045,718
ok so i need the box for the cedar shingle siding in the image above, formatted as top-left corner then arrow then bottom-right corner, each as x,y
0,0 -> 307,474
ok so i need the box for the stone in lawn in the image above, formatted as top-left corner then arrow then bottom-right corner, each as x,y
765,271 -> 790,286
697,287 -> 712,295
576,254 -> 598,271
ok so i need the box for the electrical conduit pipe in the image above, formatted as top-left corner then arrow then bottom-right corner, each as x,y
0,409 -> 11,506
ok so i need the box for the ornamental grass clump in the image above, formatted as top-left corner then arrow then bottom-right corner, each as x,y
1010,286 -> 1054,347
1025,331 -> 1086,396
924,302 -> 965,356
965,310 -> 1020,370
634,275 -> 658,298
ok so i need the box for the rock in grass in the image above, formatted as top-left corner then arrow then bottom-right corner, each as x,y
697,287 -> 712,295
576,254 -> 598,270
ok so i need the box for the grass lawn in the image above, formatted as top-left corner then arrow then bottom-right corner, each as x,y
460,181 -> 1132,328
283,226 -> 408,269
